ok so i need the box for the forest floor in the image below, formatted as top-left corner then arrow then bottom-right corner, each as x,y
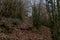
0,16 -> 52,40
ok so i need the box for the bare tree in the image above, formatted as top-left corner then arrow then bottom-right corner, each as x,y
57,0 -> 60,40
32,2 -> 41,29
0,0 -> 26,21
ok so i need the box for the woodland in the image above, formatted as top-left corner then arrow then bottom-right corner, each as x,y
0,0 -> 60,40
